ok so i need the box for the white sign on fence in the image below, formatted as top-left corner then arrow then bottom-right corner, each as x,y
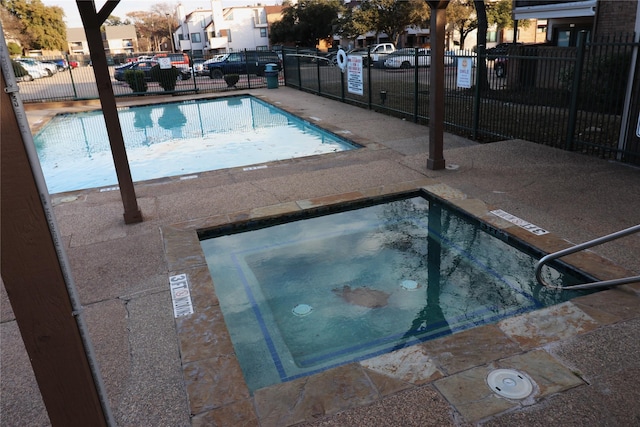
456,57 -> 473,89
347,55 -> 363,95
158,57 -> 172,70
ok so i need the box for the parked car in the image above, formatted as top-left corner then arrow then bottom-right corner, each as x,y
114,61 -> 191,82
324,50 -> 339,65
15,58 -> 57,76
349,43 -> 396,67
68,60 -> 79,69
12,60 -> 44,81
127,55 -> 154,63
206,50 -> 281,78
44,58 -> 68,71
20,63 -> 46,80
192,58 -> 206,76
384,48 -> 431,69
486,42 -> 523,57
494,57 -> 508,77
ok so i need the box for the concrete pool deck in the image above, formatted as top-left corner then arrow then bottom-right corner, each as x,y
2,87 -> 639,426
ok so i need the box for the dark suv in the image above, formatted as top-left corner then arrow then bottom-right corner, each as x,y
207,51 -> 282,78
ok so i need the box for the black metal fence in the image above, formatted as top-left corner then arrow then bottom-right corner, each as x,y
13,53 -> 277,102
282,33 -> 640,165
15,34 -> 640,165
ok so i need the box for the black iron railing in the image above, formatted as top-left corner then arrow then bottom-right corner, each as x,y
282,34 -> 640,165
15,34 -> 640,165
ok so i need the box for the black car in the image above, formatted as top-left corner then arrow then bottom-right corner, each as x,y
486,42 -> 523,57
207,51 -> 281,79
114,61 -> 191,82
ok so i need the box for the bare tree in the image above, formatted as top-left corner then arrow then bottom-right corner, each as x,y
446,0 -> 476,50
125,3 -> 177,53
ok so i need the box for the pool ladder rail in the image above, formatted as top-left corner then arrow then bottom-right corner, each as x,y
535,224 -> 640,290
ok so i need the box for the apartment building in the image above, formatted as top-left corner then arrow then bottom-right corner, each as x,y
173,1 -> 283,57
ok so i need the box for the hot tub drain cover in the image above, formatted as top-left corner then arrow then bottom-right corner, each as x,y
292,304 -> 313,316
486,369 -> 533,399
400,280 -> 419,291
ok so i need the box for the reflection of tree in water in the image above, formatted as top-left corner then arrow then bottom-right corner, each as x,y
373,198 -> 482,349
133,108 -> 154,129
158,104 -> 187,130
370,196 -> 586,352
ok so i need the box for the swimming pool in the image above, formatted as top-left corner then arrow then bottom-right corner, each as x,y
33,96 -> 359,194
199,192 -> 593,392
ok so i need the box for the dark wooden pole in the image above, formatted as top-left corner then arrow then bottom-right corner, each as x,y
1,72 -> 108,426
427,0 -> 449,170
77,0 -> 142,224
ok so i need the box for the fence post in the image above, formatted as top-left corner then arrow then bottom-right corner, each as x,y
341,65 -> 345,102
316,48 -> 322,94
367,47 -> 372,109
245,49 -> 252,89
296,47 -> 302,88
282,49 -> 289,88
414,48 -> 419,122
190,53 -> 198,93
67,54 -> 79,100
566,31 -> 587,150
472,48 -> 483,139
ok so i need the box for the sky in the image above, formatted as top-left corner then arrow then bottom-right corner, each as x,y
41,0 -> 281,28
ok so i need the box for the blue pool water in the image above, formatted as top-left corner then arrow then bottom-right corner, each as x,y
33,96 -> 359,194
200,193 -> 592,392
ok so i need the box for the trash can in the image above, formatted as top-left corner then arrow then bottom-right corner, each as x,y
265,63 -> 279,89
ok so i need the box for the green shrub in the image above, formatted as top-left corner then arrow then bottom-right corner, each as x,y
11,60 -> 28,78
150,64 -> 180,91
224,73 -> 240,87
7,42 -> 22,56
124,70 -> 147,93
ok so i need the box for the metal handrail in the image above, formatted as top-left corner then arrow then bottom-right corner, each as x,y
535,224 -> 640,290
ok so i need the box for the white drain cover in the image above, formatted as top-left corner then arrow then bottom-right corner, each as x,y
400,280 -> 419,291
292,304 -> 313,316
487,369 -> 533,399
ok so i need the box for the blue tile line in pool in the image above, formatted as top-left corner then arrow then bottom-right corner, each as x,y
227,215 -> 543,384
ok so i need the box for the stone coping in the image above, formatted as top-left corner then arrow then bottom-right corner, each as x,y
161,179 -> 640,426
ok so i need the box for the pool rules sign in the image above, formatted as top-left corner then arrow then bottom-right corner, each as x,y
347,55 -> 363,95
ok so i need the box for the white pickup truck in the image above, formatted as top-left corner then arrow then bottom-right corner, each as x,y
350,43 -> 396,66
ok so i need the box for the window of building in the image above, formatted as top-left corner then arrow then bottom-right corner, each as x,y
225,12 -> 233,21
191,33 -> 201,43
553,25 -> 591,47
487,31 -> 497,42
227,30 -> 232,42
260,28 -> 267,38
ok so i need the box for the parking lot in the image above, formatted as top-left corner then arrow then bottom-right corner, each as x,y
15,64 -> 275,102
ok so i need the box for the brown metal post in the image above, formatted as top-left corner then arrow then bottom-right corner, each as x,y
427,0 -> 449,170
1,73 -> 108,426
77,0 -> 142,224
